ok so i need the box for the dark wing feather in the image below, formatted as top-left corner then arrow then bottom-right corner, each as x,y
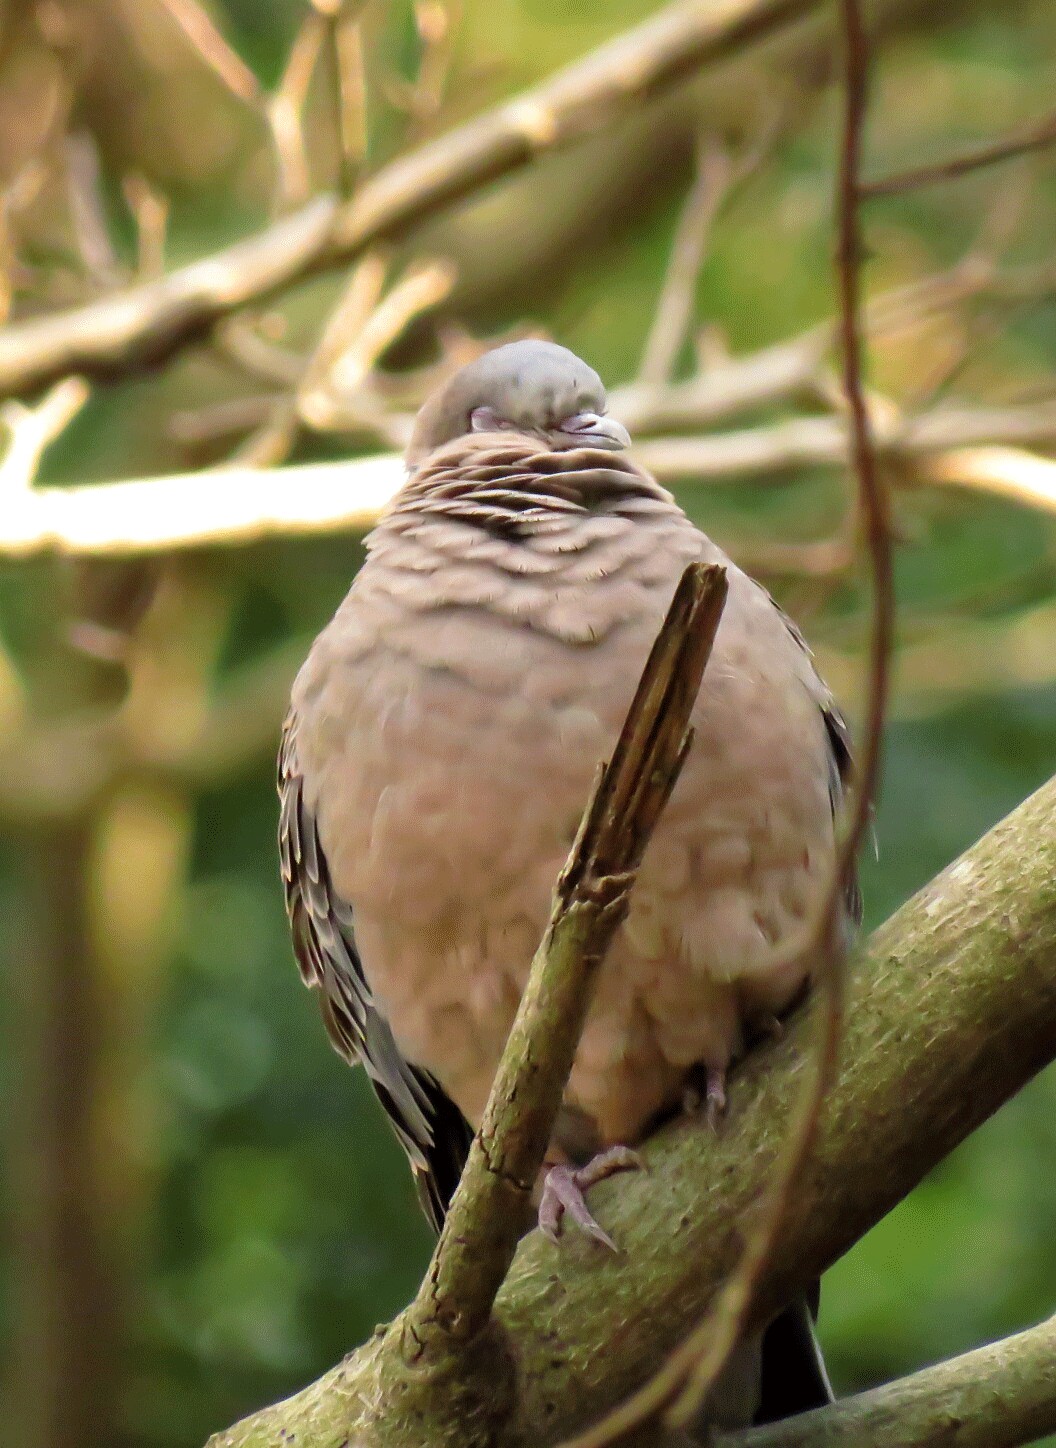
820,696 -> 863,927
278,713 -> 473,1232
756,1292 -> 833,1423
749,609 -> 855,1423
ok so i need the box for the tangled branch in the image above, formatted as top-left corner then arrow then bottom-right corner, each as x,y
0,0 -> 817,398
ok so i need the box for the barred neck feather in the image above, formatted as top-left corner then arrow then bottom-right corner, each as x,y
385,433 -> 675,539
356,434 -> 704,647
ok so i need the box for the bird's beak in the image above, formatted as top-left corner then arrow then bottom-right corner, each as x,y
557,411 -> 632,450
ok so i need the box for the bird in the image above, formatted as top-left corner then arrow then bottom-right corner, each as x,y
278,338 -> 857,1426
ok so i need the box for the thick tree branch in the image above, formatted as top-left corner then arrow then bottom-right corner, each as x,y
722,1314 -> 1056,1448
5,405 -> 1056,559
208,772 -> 1056,1447
0,455 -> 399,558
0,0 -> 818,399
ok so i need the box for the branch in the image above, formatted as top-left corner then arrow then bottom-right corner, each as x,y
0,455 -> 401,559
613,248 -> 1056,436
862,104 -> 1056,198
208,771 -> 1056,1447
630,400 -> 1056,480
721,1315 -> 1056,1448
230,255 -> 453,465
0,377 -> 90,491
7,406 -> 1056,560
611,334 -> 829,436
0,0 -> 818,398
638,137 -> 734,386
158,0 -> 262,107
404,563 -> 728,1351
922,443 -> 1056,511
566,4 -> 891,1434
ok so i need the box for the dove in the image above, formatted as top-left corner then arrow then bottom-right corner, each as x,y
279,339 -> 856,1424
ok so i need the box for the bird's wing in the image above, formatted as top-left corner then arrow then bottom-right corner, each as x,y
775,602 -> 863,928
278,712 -> 474,1232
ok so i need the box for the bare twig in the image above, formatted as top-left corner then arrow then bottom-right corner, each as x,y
0,158 -> 50,323
862,104 -> 1056,198
638,109 -> 790,389
638,139 -> 733,386
0,195 -> 341,395
560,4 -> 891,1441
213,314 -> 304,388
322,257 -> 456,402
121,174 -> 169,281
668,0 -> 892,1422
404,564 -> 728,1351
631,400 -> 1056,479
0,0 -> 819,398
923,444 -> 1056,512
63,134 -> 124,288
268,9 -> 329,209
720,1314 -> 1056,1448
167,394 -> 282,447
231,254 -> 454,464
157,0 -> 263,105
328,4 -> 369,189
611,234 -> 1056,439
614,332 -> 829,433
0,377 -> 91,492
395,0 -> 463,145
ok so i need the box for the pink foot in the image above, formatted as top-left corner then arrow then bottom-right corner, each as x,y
705,1065 -> 727,1130
682,1065 -> 728,1130
538,1145 -> 643,1251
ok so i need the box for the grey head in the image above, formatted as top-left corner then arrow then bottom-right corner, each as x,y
406,339 -> 631,469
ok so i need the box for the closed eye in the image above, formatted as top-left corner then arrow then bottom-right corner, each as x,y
470,406 -> 513,433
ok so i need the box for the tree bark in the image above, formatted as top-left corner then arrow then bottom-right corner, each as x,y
724,1315 -> 1056,1448
206,774 -> 1056,1447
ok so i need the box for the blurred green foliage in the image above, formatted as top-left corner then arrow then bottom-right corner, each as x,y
0,1 -> 1054,1445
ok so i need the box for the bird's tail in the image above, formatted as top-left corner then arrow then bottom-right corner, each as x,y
755,1288 -> 833,1423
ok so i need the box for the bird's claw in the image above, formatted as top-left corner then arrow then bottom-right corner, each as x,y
705,1066 -> 727,1130
683,1065 -> 728,1131
539,1146 -> 643,1252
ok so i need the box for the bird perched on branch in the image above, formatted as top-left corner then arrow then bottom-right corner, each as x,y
279,339 -> 857,1425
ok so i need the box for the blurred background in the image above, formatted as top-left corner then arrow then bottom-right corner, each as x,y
0,1 -> 1054,1446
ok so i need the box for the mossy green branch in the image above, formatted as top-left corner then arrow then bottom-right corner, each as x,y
724,1314 -> 1056,1448
208,771 -> 1056,1448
